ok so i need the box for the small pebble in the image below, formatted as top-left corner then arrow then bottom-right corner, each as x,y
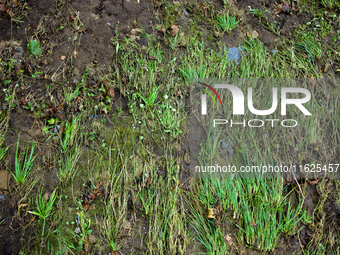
221,141 -> 227,149
270,49 -> 278,54
224,47 -> 246,64
54,125 -> 60,134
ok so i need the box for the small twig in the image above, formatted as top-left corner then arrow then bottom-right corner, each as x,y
293,171 -> 305,200
95,0 -> 104,11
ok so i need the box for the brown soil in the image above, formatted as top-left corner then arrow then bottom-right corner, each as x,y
0,0 -> 339,254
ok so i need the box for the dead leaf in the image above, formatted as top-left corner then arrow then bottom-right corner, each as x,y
56,101 -> 64,111
175,90 -> 181,97
121,76 -> 127,85
169,25 -> 180,36
250,221 -> 258,227
83,201 -> 90,211
68,15 -> 76,22
31,215 -> 36,222
207,208 -> 216,219
0,3 -> 5,12
55,110 -> 65,119
130,28 -> 142,35
149,56 -> 157,60
157,27 -> 166,34
308,179 -> 319,185
18,203 -> 28,209
73,50 -> 77,59
96,190 -> 105,198
184,152 -> 190,164
12,0 -> 19,7
107,88 -> 114,98
6,8 -> 14,18
61,55 -> 66,60
225,234 -> 233,246
120,229 -> 131,237
173,142 -> 181,151
247,30 -> 258,38
323,63 -> 329,73
19,98 -> 29,106
292,2 -> 296,10
252,30 -> 259,38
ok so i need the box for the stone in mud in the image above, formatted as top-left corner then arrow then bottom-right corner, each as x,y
184,152 -> 190,165
224,47 -> 246,64
0,170 -> 10,190
221,141 -> 227,149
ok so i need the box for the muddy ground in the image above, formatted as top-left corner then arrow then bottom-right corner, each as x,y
1,0 -> 340,254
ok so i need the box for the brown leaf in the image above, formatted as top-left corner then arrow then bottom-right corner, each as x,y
12,0 -> 19,7
158,27 -> 166,34
82,201 -> 90,211
95,182 -> 100,189
149,56 -> 157,60
73,50 -> 77,59
323,63 -> 329,73
250,221 -> 258,227
178,180 -> 184,189
107,88 -> 114,98
120,229 -> 131,237
68,16 -> 76,22
308,179 -> 319,185
0,3 -> 5,12
18,203 -> 28,209
184,152 -> 190,165
56,101 -> 64,111
169,25 -> 180,36
121,76 -> 127,85
19,98 -> 29,106
225,234 -> 233,246
175,90 -> 181,97
207,208 -> 216,219
55,110 -> 65,119
6,8 -> 15,18
247,30 -> 258,39
31,215 -> 36,222
292,2 -> 296,11
95,190 -> 105,198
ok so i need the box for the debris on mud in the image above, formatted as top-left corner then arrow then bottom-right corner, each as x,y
224,46 -> 246,64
